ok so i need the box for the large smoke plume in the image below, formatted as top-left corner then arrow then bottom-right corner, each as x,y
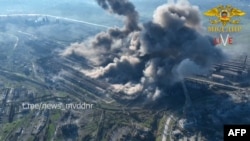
62,0 -> 225,100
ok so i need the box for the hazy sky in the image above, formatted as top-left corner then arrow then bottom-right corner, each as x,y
0,0 -> 248,18
0,0 -> 248,28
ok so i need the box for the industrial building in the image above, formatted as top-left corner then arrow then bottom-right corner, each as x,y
185,56 -> 250,90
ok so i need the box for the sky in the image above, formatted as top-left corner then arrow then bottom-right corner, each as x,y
0,0 -> 248,56
0,0 -> 249,23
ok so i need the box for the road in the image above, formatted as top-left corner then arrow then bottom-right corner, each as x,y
0,32 -> 19,50
0,14 -> 111,29
185,77 -> 244,90
162,115 -> 173,141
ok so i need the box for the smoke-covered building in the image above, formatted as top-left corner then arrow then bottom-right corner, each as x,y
213,56 -> 249,82
185,55 -> 250,90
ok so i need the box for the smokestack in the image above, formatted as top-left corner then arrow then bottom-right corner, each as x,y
181,80 -> 191,115
244,55 -> 247,67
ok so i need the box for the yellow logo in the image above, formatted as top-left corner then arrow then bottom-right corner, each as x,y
204,5 -> 246,26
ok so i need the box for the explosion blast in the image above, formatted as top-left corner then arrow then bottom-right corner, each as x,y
62,0 -> 225,100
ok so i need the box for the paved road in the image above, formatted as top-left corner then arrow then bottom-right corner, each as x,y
162,115 -> 173,141
185,77 -> 243,90
0,14 -> 110,29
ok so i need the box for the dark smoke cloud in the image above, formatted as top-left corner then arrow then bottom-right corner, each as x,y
96,0 -> 140,32
62,0 -> 225,100
62,0 -> 141,65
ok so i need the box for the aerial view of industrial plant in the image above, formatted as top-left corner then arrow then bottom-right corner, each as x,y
0,0 -> 249,141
